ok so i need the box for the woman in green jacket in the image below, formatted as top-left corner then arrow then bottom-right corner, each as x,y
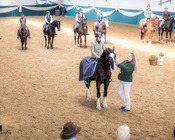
117,53 -> 137,112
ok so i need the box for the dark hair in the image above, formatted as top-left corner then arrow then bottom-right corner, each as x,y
21,13 -> 24,16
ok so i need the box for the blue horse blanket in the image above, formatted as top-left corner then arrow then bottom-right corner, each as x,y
79,56 -> 98,81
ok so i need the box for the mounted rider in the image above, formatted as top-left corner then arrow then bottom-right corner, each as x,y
159,7 -> 170,32
75,8 -> 85,33
17,13 -> 31,38
79,32 -> 105,83
95,10 -> 104,32
142,4 -> 152,32
43,11 -> 53,35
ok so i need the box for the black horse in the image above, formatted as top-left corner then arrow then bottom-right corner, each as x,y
85,47 -> 116,110
73,18 -> 88,48
43,20 -> 61,49
158,16 -> 175,43
19,24 -> 29,50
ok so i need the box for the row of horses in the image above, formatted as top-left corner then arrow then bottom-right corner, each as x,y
18,20 -> 61,50
73,18 -> 109,48
139,15 -> 175,45
18,15 -> 175,50
72,15 -> 175,48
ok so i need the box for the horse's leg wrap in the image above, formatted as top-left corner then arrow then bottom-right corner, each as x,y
96,82 -> 101,110
86,87 -> 91,101
103,82 -> 109,108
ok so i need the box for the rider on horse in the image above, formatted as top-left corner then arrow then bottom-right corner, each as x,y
75,8 -> 85,32
75,8 -> 89,35
43,11 -> 53,36
142,4 -> 152,32
159,7 -> 170,33
17,13 -> 31,38
95,10 -> 104,32
79,32 -> 105,83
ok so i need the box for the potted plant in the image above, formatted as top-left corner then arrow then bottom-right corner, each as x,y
159,52 -> 164,65
149,55 -> 158,65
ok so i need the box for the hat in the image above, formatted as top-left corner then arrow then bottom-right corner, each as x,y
46,11 -> 50,14
147,4 -> 150,7
95,32 -> 103,38
79,8 -> 82,11
60,122 -> 81,139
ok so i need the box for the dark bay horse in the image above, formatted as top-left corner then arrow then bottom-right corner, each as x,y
93,18 -> 109,44
43,20 -> 61,49
84,47 -> 116,110
158,16 -> 175,43
19,24 -> 29,50
73,18 -> 88,48
139,16 -> 159,45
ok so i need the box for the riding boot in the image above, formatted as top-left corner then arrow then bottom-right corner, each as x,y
142,25 -> 145,32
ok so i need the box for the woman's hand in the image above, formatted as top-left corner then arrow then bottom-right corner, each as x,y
117,60 -> 121,64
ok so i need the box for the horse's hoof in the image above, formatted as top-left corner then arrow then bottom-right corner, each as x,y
170,41 -> 172,44
149,43 -> 152,46
96,105 -> 101,110
47,48 -> 49,50
103,104 -> 108,109
75,45 -> 77,47
86,97 -> 91,101
85,46 -> 87,48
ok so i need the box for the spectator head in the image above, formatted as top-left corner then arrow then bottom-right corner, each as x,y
165,7 -> 168,11
116,125 -> 130,140
21,13 -> 24,18
60,122 -> 81,140
147,4 -> 150,9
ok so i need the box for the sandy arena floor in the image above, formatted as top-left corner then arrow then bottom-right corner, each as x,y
0,16 -> 175,140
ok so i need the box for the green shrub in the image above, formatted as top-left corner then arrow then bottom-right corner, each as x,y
150,55 -> 157,59
159,52 -> 164,56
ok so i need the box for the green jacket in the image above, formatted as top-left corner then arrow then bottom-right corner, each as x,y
91,40 -> 105,59
118,60 -> 135,82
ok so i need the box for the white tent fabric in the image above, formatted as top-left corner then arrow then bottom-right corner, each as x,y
95,8 -> 117,17
64,5 -> 146,17
118,9 -> 143,17
22,5 -> 58,11
76,6 -> 93,13
0,6 -> 18,13
65,6 -> 74,11
36,0 -> 58,5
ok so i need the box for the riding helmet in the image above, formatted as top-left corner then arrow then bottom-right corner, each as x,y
46,11 -> 50,14
95,32 -> 103,38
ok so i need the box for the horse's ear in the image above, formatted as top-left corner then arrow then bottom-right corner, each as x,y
105,48 -> 109,52
113,46 -> 115,51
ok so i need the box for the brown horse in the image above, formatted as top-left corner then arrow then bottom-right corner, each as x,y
93,18 -> 109,44
139,16 -> 159,45
19,24 -> 29,50
73,18 -> 88,48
